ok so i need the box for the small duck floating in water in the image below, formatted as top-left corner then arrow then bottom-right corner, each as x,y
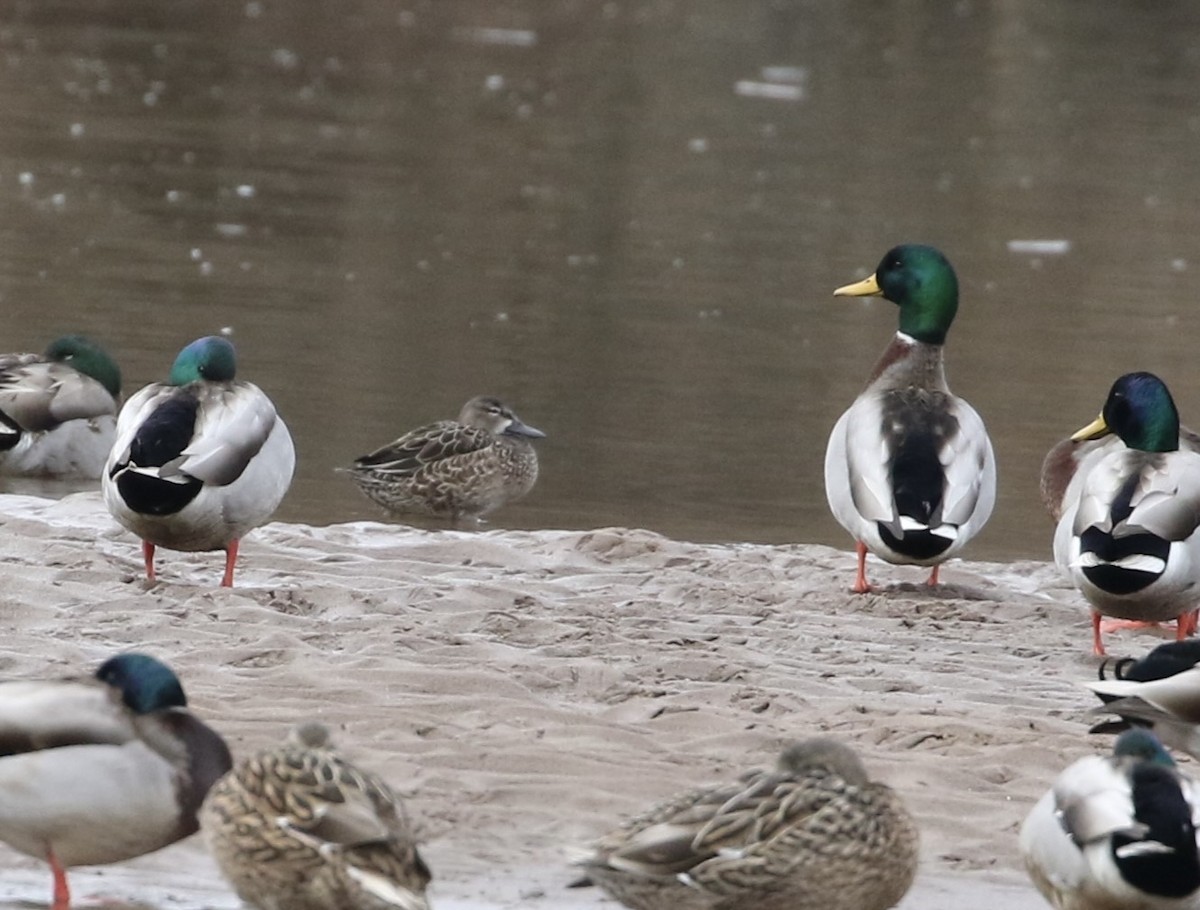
103,335 -> 295,586
0,334 -> 121,478
346,395 -> 544,525
824,244 -> 996,593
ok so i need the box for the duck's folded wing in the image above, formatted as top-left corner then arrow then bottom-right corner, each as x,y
1052,755 -> 1137,846
840,401 -> 899,524
1120,455 -> 1200,542
938,400 -> 996,528
575,782 -> 747,876
0,679 -> 136,755
355,422 -> 493,476
1086,667 -> 1200,724
176,384 -> 279,486
45,364 -> 119,423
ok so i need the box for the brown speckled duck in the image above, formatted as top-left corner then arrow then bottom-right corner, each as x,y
569,738 -> 918,910
200,722 -> 431,910
346,395 -> 544,524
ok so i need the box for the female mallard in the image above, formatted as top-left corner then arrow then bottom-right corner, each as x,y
0,652 -> 231,910
346,395 -> 544,524
200,721 -> 432,910
1086,639 -> 1200,759
569,737 -> 918,910
1019,729 -> 1200,910
102,336 -> 295,587
824,244 -> 996,593
0,334 -> 121,478
1052,372 -> 1200,655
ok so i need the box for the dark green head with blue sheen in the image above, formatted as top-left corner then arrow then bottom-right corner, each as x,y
1113,728 -> 1175,766
45,334 -> 122,397
95,652 -> 187,713
168,336 -> 237,386
1073,372 -> 1180,453
834,244 -> 959,345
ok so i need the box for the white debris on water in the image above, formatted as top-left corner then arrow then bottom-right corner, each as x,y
734,80 -> 804,101
454,27 -> 538,47
215,223 -> 248,239
1005,239 -> 1071,255
235,184 -> 256,198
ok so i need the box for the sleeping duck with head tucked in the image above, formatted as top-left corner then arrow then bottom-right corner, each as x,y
824,244 -> 996,593
103,335 -> 295,587
0,652 -> 231,910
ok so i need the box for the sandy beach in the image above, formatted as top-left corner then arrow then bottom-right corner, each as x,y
0,490 -> 1162,910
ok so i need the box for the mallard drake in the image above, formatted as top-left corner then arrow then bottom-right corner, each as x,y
0,652 -> 231,910
0,334 -> 121,478
200,721 -> 432,910
824,244 -> 996,593
1052,372 -> 1200,655
1019,729 -> 1200,910
102,335 -> 295,587
1086,640 -> 1200,759
346,395 -> 544,524
1041,424 -> 1200,523
569,737 -> 918,910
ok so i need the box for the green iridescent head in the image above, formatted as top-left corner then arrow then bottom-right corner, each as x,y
95,652 -> 187,713
834,244 -> 959,345
168,336 -> 237,385
44,334 -> 121,397
1072,371 -> 1180,454
1113,728 -> 1174,766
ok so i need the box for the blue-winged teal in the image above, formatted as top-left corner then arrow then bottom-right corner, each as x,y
347,395 -> 544,524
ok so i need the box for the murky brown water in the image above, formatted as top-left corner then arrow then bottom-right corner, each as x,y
2,1 -> 1200,561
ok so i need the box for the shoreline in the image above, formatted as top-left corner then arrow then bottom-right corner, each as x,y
0,491 -> 1158,910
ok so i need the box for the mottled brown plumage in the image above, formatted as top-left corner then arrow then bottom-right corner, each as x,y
571,738 -> 918,910
200,723 -> 431,910
346,395 -> 544,523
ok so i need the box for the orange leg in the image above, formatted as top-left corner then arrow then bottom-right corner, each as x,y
142,540 -> 157,583
1178,609 -> 1198,640
851,541 -> 872,594
49,848 -> 69,910
1092,611 -> 1106,657
221,539 -> 240,588
926,564 -> 941,587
